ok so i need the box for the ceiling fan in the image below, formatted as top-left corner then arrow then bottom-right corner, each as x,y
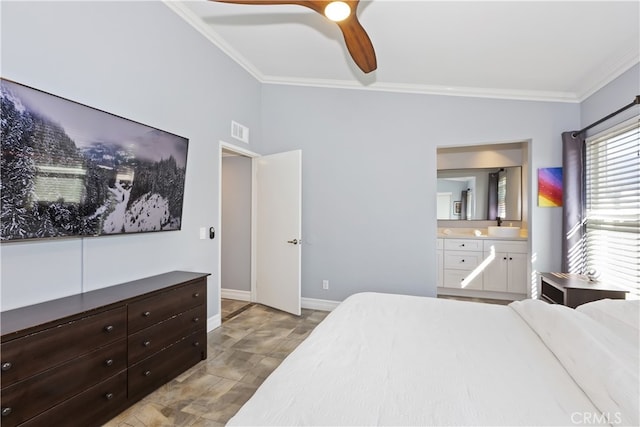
211,0 -> 377,73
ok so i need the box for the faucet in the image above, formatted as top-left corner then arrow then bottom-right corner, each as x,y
496,216 -> 503,226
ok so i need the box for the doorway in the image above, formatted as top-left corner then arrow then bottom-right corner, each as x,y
218,142 -> 303,320
219,143 -> 257,322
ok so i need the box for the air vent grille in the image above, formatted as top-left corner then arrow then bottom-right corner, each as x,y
231,121 -> 249,143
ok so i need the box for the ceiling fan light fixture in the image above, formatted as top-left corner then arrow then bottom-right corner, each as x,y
324,1 -> 351,22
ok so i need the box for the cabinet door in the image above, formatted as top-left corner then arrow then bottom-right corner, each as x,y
507,252 -> 528,294
483,252 -> 508,292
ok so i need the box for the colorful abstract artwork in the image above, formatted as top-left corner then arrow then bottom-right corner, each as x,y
538,167 -> 563,207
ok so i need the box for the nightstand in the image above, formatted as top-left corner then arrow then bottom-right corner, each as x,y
539,272 -> 627,308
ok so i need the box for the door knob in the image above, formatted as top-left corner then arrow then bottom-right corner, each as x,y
287,239 -> 300,245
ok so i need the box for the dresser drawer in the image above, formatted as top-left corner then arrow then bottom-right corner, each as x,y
1,339 -> 126,426
444,251 -> 483,270
443,270 -> 483,290
128,330 -> 206,402
483,239 -> 527,253
444,239 -> 483,251
128,304 -> 205,365
128,280 -> 206,334
18,371 -> 127,427
0,306 -> 126,387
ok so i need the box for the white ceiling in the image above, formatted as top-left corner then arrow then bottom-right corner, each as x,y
167,0 -> 640,102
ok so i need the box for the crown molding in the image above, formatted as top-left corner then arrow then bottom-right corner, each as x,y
260,75 -> 581,103
575,48 -> 640,103
163,1 -> 265,82
164,1 -> 635,104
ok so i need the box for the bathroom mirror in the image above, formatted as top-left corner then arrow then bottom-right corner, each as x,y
437,167 -> 522,220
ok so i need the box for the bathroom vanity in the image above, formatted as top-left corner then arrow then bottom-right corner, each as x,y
437,229 -> 528,300
436,142 -> 529,300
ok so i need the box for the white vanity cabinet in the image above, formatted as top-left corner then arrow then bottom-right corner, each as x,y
482,240 -> 528,294
436,239 -> 444,287
442,239 -> 483,290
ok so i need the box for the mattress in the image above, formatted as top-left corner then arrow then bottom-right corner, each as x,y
227,293 -> 639,426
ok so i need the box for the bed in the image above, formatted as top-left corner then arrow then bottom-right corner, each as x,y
227,293 -> 639,426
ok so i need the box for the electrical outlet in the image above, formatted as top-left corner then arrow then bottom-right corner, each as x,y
322,280 -> 329,290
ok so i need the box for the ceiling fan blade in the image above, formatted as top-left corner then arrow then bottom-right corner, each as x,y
212,0 -> 377,73
336,13 -> 377,73
214,0 -> 326,14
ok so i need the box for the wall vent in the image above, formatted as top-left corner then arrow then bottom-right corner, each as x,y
231,121 -> 249,143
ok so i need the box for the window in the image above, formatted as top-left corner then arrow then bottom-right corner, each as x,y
497,170 -> 507,219
584,121 -> 640,296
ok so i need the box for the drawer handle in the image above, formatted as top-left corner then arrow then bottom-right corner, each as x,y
143,311 -> 151,317
509,257 -> 513,261
1,362 -> 12,371
1,408 -> 11,417
460,259 -> 465,263
104,325 -> 114,333
105,392 -> 114,400
193,317 -> 200,323
144,370 -> 151,377
193,292 -> 200,298
105,359 -> 114,367
143,340 -> 151,347
461,244 -> 465,247
504,257 -> 508,260
193,341 -> 200,347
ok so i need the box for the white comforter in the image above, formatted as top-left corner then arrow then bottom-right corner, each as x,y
227,293 -> 639,426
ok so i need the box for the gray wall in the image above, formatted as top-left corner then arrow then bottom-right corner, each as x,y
0,1 -> 262,320
258,85 -> 580,301
580,64 -> 640,134
1,1 -> 636,312
221,156 -> 252,292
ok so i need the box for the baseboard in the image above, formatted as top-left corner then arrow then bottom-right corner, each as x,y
221,288 -> 251,301
207,314 -> 221,332
301,297 -> 340,311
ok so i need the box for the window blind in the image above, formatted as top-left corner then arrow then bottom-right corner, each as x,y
585,121 -> 640,294
497,171 -> 507,218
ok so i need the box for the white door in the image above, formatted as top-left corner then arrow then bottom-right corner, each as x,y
255,150 -> 302,315
437,193 -> 452,219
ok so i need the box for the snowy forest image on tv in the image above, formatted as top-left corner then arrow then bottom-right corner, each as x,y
0,79 -> 188,241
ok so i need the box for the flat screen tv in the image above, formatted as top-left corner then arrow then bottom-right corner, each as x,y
0,78 -> 189,241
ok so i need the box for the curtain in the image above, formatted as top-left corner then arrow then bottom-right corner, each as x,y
487,172 -> 499,220
561,131 -> 585,273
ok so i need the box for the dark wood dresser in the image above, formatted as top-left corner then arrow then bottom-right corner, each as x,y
0,271 -> 209,427
539,272 -> 627,308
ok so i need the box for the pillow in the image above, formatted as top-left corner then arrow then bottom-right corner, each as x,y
511,299 -> 639,426
576,299 -> 639,344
